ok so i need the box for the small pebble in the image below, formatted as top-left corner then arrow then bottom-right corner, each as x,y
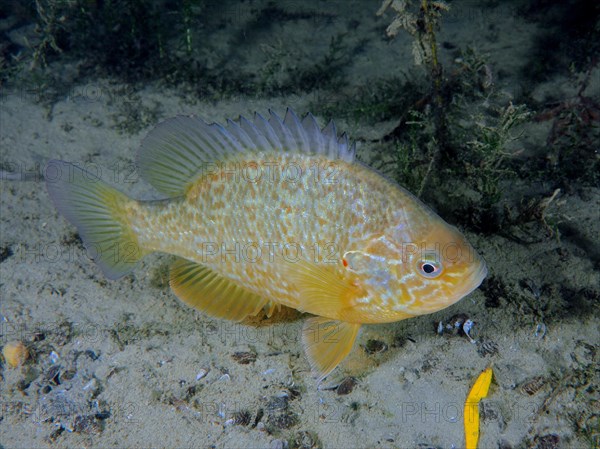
49,351 -> 60,364
84,349 -> 99,360
291,431 -> 321,449
232,351 -> 256,364
533,434 -> 560,449
59,369 -> 76,383
336,377 -> 357,395
364,339 -> 387,354
269,439 -> 288,449
404,370 -> 418,383
2,341 -> 28,368
196,368 -> 209,380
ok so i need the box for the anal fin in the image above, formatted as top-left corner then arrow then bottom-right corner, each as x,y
301,316 -> 361,382
170,258 -> 269,322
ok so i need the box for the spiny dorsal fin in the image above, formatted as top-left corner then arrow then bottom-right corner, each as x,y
137,109 -> 355,197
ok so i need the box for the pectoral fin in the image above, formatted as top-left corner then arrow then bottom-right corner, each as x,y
301,316 -> 361,382
170,258 -> 271,322
285,259 -> 364,319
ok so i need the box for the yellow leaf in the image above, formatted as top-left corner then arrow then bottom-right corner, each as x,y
464,367 -> 493,449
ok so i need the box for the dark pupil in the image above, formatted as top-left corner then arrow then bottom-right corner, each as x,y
423,263 -> 435,274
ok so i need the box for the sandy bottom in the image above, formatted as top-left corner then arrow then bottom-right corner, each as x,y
1,1 -> 599,448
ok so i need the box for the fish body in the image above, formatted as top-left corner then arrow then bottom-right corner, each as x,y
46,109 -> 487,381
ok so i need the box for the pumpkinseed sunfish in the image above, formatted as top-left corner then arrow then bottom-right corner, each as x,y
46,109 -> 487,381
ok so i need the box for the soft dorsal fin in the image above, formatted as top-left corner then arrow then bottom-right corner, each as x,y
137,108 -> 355,197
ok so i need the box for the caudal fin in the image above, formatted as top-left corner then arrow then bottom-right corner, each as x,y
45,160 -> 146,279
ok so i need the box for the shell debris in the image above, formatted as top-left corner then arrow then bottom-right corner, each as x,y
519,376 -> 549,396
195,368 -> 209,380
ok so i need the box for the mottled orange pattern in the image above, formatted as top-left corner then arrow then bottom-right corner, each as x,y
46,109 -> 487,380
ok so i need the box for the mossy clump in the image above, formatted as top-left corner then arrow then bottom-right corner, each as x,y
368,0 -> 599,237
364,3 -> 539,232
111,92 -> 163,135
311,76 -> 425,126
26,0 -> 182,78
459,102 -> 532,205
527,63 -> 600,189
260,32 -> 357,97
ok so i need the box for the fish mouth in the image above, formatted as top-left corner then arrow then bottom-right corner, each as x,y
463,258 -> 488,297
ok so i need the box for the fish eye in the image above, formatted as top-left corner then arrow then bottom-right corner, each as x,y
418,260 -> 443,278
